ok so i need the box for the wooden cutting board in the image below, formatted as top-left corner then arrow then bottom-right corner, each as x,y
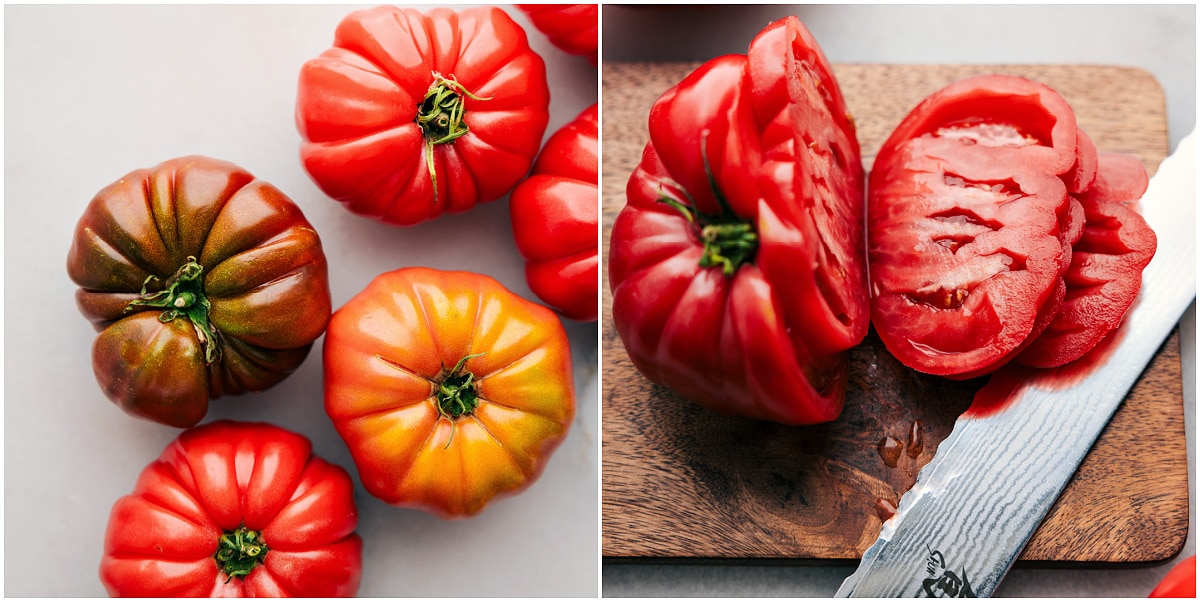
601,63 -> 1188,564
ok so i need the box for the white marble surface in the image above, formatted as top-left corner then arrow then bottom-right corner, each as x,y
601,4 -> 1196,598
3,5 -> 598,597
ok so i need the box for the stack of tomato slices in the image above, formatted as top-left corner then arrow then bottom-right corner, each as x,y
609,16 -> 870,425
869,75 -> 1157,378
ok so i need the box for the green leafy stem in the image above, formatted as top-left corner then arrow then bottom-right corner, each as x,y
214,526 -> 268,582
435,353 -> 486,449
124,256 -> 221,363
415,72 -> 492,206
656,132 -> 759,277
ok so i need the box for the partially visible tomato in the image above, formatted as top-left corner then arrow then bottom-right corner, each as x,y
66,156 -> 331,428
99,421 -> 362,597
516,4 -> 598,64
296,5 -> 550,226
510,103 -> 599,321
868,75 -> 1080,378
324,267 -> 575,518
608,17 -> 867,425
1150,555 -> 1196,598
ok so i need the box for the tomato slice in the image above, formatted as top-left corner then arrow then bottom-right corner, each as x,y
869,75 -> 1080,377
1016,152 -> 1156,367
609,17 -> 867,425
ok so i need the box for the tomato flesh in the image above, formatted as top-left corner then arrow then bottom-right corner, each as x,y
869,75 -> 1156,377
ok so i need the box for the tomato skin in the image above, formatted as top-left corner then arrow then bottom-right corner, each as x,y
323,267 -> 575,518
66,156 -> 331,428
296,5 -> 550,226
868,75 -> 1080,377
510,104 -> 599,321
515,4 -> 598,64
99,421 -> 363,597
608,17 -> 867,425
1149,555 -> 1196,598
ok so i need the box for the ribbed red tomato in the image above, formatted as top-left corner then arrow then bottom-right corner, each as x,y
510,103 -> 599,321
296,5 -> 550,225
516,4 -> 598,64
99,421 -> 362,597
608,17 -> 868,425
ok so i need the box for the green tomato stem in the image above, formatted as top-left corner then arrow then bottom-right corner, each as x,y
436,353 -> 486,419
435,353 -> 487,449
655,131 -> 759,277
124,256 -> 221,363
214,526 -> 268,583
415,72 -> 492,206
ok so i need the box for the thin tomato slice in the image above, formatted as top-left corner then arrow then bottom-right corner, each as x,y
1016,152 -> 1156,367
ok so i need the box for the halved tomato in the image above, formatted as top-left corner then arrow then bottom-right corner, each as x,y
608,17 -> 867,425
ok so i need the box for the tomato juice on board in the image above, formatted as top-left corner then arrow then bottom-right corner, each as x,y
965,323 -> 1127,419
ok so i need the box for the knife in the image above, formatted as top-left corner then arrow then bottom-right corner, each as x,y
836,131 -> 1196,598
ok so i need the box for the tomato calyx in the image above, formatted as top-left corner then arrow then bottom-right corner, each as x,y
436,353 -> 486,419
416,73 -> 492,205
214,525 -> 268,583
657,138 -> 758,277
124,256 -> 222,363
434,353 -> 486,449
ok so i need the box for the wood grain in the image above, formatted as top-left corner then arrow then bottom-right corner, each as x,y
601,63 -> 1188,564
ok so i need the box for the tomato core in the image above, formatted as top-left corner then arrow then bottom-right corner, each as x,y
435,353 -> 484,418
698,221 -> 758,276
124,256 -> 221,363
214,526 -> 268,582
658,193 -> 759,277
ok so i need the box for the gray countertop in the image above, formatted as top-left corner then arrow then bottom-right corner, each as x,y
601,4 -> 1195,598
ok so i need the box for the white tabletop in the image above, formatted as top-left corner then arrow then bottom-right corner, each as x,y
601,4 -> 1196,598
4,5 -> 598,597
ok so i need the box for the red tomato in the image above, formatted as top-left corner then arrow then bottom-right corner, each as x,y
516,4 -> 598,64
608,17 -> 868,425
324,267 -> 575,518
1150,555 -> 1196,598
99,421 -> 362,597
296,6 -> 550,226
868,75 -> 1081,377
66,156 -> 331,428
510,103 -> 599,321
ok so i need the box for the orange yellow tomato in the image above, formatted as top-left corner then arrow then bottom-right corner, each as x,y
323,267 -> 575,518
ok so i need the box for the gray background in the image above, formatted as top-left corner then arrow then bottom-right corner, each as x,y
4,4 -> 598,597
602,3 -> 1196,598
